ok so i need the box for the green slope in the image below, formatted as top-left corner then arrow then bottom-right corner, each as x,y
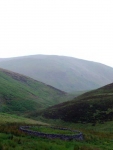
0,68 -> 72,115
1,55 -> 113,92
43,83 -> 113,123
0,113 -> 48,125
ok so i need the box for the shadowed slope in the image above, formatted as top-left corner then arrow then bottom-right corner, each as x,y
43,83 -> 113,123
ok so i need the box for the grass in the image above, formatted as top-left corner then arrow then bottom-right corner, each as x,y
0,133 -> 85,150
31,126 -> 77,135
0,68 -> 73,115
1,113 -> 113,149
1,79 -> 113,150
0,113 -> 48,125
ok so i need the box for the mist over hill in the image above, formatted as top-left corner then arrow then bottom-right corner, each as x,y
0,55 -> 113,92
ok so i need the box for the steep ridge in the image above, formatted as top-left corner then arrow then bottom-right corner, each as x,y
0,55 -> 113,92
0,68 -> 72,115
43,83 -> 113,123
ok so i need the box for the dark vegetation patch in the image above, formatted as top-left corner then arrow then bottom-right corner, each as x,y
1,68 -> 28,83
43,83 -> 113,124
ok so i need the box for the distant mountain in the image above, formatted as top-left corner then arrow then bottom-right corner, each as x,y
0,55 -> 113,92
0,68 -> 72,115
43,83 -> 113,123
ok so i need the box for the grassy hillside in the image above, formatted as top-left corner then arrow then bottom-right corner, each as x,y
43,83 -> 113,124
0,68 -> 72,115
1,55 -> 113,92
0,113 -> 48,125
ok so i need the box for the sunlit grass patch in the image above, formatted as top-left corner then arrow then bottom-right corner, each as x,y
31,126 -> 78,135
0,113 -> 48,125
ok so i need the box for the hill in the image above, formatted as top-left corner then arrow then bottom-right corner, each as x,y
0,68 -> 72,115
43,83 -> 113,124
0,55 -> 113,92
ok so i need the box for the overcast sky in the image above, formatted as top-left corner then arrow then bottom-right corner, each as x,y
0,0 -> 113,67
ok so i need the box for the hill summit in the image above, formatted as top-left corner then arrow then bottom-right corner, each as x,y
0,55 -> 113,92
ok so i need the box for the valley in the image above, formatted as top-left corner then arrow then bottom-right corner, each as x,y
0,56 -> 113,149
1,0 -> 113,148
